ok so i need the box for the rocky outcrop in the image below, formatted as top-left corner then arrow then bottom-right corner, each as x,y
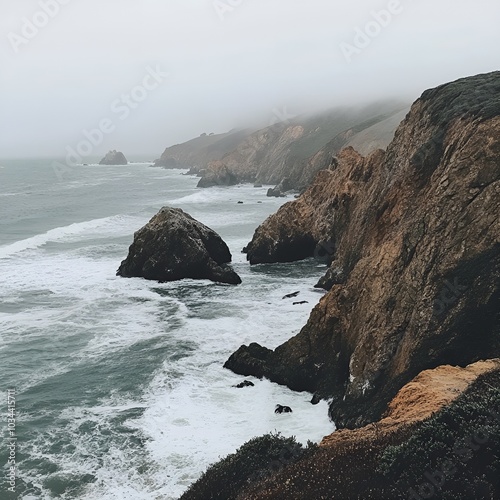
227,71 -> 500,428
99,150 -> 128,165
154,129 -> 251,170
117,207 -> 241,285
320,359 -> 500,447
266,177 -> 294,197
196,161 -> 240,188
243,146 -> 376,265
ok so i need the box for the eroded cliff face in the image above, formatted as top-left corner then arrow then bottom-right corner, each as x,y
196,104 -> 407,190
153,129 -> 252,169
226,71 -> 500,428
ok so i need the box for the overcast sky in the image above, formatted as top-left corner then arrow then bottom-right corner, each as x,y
1,0 -> 499,159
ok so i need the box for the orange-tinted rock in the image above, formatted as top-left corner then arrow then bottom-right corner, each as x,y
227,71 -> 500,428
321,359 -> 500,447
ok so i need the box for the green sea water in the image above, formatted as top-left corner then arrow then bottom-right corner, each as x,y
0,159 -> 334,499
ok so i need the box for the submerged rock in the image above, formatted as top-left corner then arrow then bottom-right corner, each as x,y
117,207 -> 241,285
99,150 -> 128,165
233,380 -> 255,388
274,404 -> 293,414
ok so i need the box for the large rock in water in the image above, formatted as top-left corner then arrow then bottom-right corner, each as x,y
99,150 -> 128,165
226,71 -> 500,428
117,207 -> 242,285
196,161 -> 240,188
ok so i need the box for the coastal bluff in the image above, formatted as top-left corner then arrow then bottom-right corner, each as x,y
228,71 -> 500,428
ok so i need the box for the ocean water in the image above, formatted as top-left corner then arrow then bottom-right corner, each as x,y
0,159 -> 334,499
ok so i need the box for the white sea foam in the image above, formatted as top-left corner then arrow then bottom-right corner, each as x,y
71,277 -> 331,498
168,188 -> 229,205
2,167 -> 334,499
0,215 -> 141,259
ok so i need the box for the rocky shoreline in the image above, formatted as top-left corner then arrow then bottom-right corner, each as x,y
179,71 -> 500,498
228,71 -> 500,429
182,361 -> 500,499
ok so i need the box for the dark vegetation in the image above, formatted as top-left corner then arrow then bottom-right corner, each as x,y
181,369 -> 500,499
179,433 -> 317,500
378,368 -> 500,499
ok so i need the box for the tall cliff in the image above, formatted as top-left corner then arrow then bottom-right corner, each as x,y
197,103 -> 408,190
153,103 -> 408,191
153,129 -> 252,169
226,71 -> 500,428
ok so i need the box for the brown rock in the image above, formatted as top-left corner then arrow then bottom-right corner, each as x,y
196,161 -> 240,188
321,359 -> 500,447
227,71 -> 500,428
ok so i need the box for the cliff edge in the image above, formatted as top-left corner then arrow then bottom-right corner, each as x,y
227,71 -> 500,428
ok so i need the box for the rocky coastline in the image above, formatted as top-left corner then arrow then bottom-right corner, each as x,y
154,104 -> 408,195
229,71 -> 500,429
183,361 -> 500,499
180,71 -> 500,498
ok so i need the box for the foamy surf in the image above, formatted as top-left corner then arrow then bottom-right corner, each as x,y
0,162 -> 334,499
0,215 -> 141,259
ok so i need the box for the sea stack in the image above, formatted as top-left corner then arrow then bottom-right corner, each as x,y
117,206 -> 242,285
99,150 -> 128,165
